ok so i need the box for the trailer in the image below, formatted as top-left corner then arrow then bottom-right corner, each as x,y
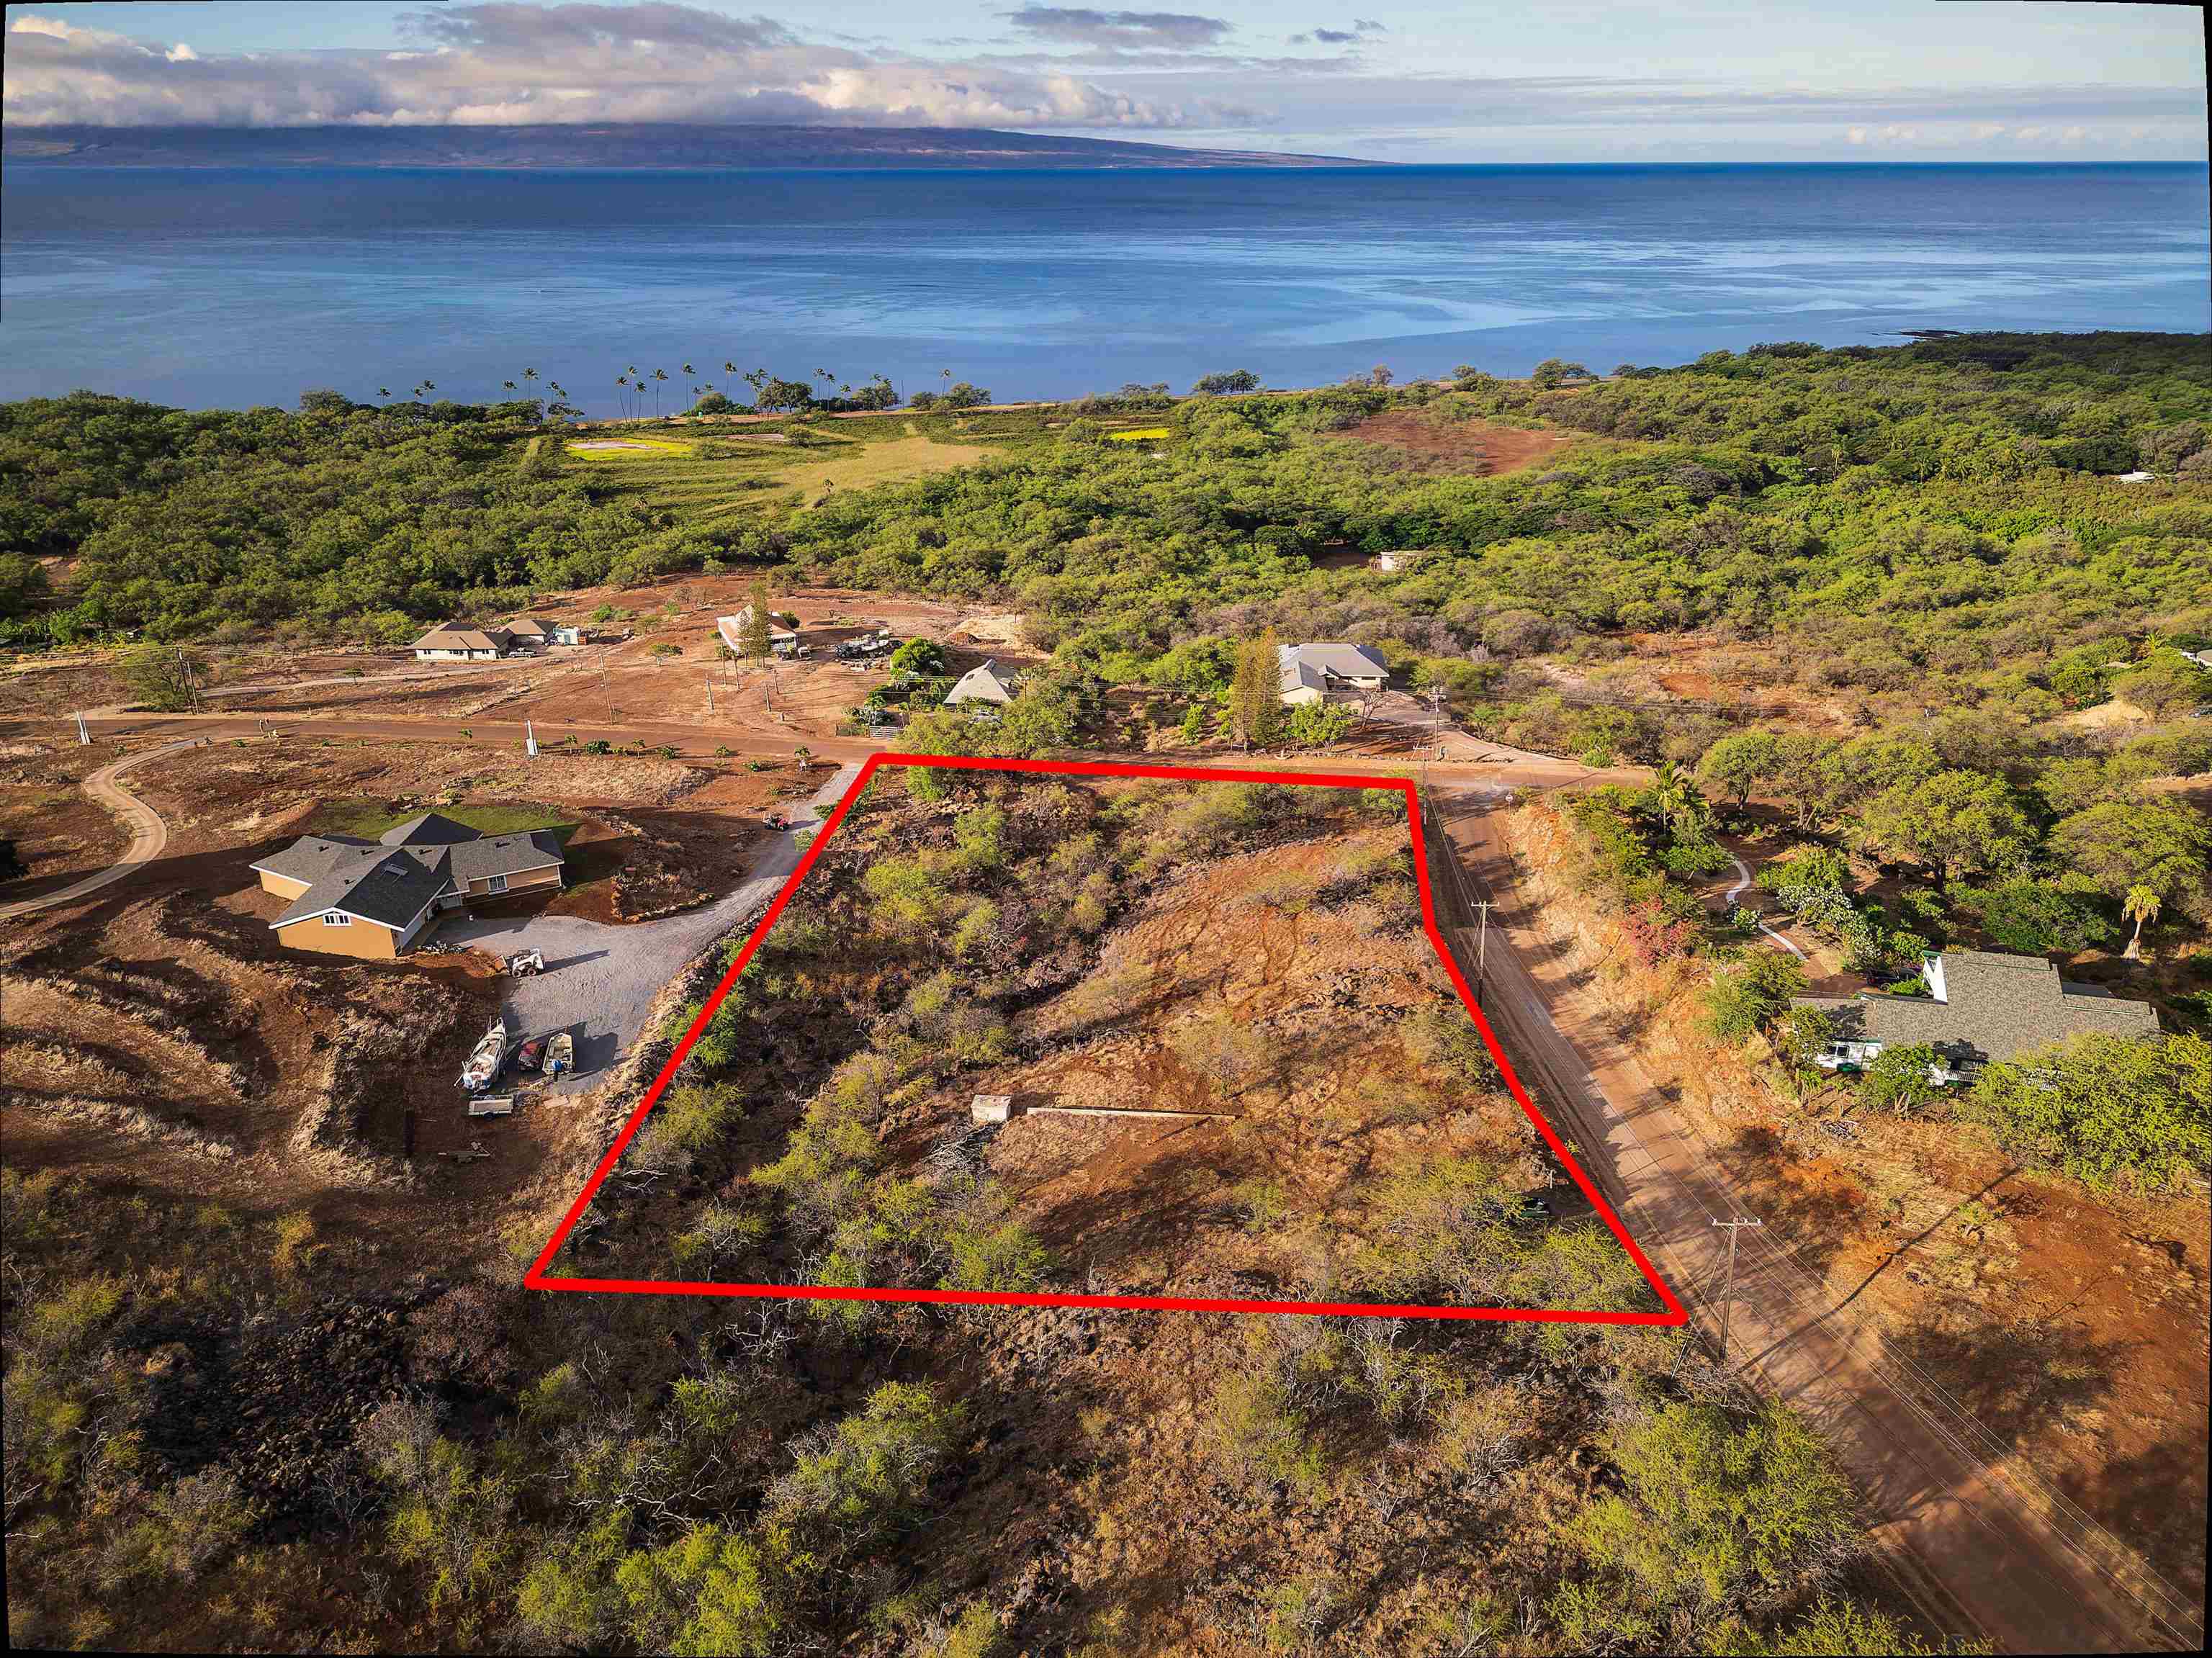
467,1094 -> 517,1118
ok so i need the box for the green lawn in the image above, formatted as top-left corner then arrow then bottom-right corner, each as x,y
307,799 -> 575,842
557,415 -> 1007,523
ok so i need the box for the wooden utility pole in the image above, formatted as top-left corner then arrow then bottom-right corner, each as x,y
1710,1215 -> 1763,1363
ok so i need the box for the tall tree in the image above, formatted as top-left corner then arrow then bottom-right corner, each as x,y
1859,770 -> 2032,886
739,578 -> 773,662
2121,885 -> 2161,959
1229,628 -> 1281,751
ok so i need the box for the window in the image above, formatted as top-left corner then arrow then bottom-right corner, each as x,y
485,874 -> 508,895
323,913 -> 352,927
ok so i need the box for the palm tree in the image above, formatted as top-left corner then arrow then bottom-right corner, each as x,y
722,360 -> 738,376
377,387 -> 392,400
2123,885 -> 2161,959
1645,761 -> 1699,834
522,367 -> 539,383
503,379 -> 517,392
682,362 -> 696,377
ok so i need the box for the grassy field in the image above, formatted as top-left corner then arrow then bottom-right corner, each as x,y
557,416 -> 997,523
307,798 -> 575,840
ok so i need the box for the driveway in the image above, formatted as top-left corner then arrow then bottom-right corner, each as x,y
434,763 -> 859,1092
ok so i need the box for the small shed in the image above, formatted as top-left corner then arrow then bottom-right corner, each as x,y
971,1094 -> 1015,1125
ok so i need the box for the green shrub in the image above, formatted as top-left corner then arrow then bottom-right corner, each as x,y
1960,1032 -> 2210,1189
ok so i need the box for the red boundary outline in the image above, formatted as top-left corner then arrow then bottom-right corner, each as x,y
525,753 -> 1686,1325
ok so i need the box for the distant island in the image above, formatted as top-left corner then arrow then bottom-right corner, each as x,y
0,123 -> 1370,170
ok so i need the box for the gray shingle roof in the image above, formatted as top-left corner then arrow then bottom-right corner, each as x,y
379,811 -> 480,847
269,844 -> 451,931
1277,643 -> 1388,695
263,819 -> 562,932
446,830 -> 565,886
946,659 -> 1015,706
250,834 -> 375,887
1799,949 -> 2159,1065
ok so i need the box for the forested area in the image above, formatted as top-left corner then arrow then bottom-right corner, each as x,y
8,334 -> 2211,668
0,394 -> 701,642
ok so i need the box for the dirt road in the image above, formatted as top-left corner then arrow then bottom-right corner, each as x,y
1425,788 -> 2200,1654
48,708 -> 1624,790
0,735 -> 207,921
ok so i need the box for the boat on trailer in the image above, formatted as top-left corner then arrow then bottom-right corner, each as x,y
458,1018 -> 508,1092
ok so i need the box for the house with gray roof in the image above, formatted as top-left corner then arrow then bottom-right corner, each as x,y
410,623 -> 513,661
1278,643 -> 1388,706
1797,948 -> 2161,1082
945,659 -> 1016,714
251,816 -> 566,959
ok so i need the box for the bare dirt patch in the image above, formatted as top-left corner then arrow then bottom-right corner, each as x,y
1346,410 -> 1579,477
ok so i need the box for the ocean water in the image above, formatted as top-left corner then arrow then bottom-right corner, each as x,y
1,163 -> 2205,413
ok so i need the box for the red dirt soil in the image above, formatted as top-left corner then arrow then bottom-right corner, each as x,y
1346,411 -> 1578,477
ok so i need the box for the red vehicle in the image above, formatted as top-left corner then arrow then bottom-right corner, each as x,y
514,1035 -> 547,1073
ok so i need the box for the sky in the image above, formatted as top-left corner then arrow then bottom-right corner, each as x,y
4,0 -> 2206,162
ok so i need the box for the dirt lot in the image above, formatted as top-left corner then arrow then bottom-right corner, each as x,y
1346,410 -> 1581,477
1503,801 -> 2212,1607
959,831 -> 1591,1297
584,775 -> 1649,1315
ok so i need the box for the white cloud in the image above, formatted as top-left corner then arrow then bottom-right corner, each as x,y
2,2 -> 1213,129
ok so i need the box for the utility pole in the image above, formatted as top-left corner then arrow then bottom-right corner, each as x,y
1709,1215 -> 1764,1364
525,718 -> 538,758
1471,897 -> 1493,998
706,679 -> 714,716
1429,681 -> 1444,760
75,711 -> 90,746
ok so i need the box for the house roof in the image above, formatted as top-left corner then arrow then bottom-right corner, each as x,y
261,820 -> 562,931
945,659 -> 1015,705
379,811 -> 480,847
249,834 -> 377,887
502,617 -> 557,638
410,623 -> 511,652
447,830 -> 565,886
716,607 -> 798,654
270,844 -> 451,931
1799,949 -> 2159,1065
1277,642 -> 1388,695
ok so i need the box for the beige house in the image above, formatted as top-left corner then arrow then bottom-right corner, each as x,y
251,811 -> 565,958
716,605 -> 799,657
502,617 -> 559,646
1277,643 -> 1388,706
410,623 -> 512,662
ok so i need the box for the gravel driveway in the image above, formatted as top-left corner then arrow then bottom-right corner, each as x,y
436,764 -> 859,1093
